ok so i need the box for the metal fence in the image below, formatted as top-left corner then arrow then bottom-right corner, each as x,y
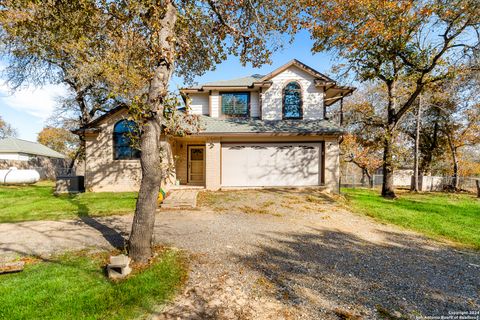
341,174 -> 479,193
341,174 -> 383,188
440,176 -> 479,193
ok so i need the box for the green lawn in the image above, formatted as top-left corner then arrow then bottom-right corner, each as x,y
343,188 -> 480,249
0,181 -> 137,223
0,249 -> 185,320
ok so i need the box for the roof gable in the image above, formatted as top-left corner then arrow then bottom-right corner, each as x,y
80,105 -> 128,129
180,59 -> 342,92
260,59 -> 334,83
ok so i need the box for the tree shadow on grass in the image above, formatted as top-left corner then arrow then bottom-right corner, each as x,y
234,228 -> 480,318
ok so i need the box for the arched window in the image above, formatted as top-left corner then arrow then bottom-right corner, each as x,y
113,120 -> 141,160
282,82 -> 303,119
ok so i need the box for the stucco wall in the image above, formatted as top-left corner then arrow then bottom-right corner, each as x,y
205,139 -> 221,190
84,109 -> 142,192
262,66 -> 324,120
85,110 -> 176,192
324,138 -> 340,193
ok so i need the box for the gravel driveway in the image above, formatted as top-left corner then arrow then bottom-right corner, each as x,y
1,188 -> 479,319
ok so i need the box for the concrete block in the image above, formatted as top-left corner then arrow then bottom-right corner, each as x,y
0,261 -> 25,274
107,254 -> 131,279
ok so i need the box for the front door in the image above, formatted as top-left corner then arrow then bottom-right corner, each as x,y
188,146 -> 205,185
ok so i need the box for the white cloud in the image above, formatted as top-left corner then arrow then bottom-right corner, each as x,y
0,83 -> 68,121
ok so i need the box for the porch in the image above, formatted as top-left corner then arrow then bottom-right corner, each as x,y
167,136 -> 220,190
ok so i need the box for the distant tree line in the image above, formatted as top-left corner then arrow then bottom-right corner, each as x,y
338,69 -> 480,191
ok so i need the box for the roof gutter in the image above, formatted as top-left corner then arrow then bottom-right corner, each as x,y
193,131 -> 343,137
181,81 -> 272,93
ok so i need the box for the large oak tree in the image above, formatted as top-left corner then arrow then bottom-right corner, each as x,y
431,73 -> 480,189
0,1 -> 118,166
302,0 -> 480,197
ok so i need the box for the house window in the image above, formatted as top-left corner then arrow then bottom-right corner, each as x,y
221,92 -> 249,116
283,82 -> 303,119
113,120 -> 141,160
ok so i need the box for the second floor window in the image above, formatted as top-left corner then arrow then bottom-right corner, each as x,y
113,120 -> 141,160
283,82 -> 303,119
221,92 -> 249,116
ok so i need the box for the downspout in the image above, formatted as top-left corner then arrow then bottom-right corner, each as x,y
259,87 -> 263,120
338,95 -> 345,192
339,95 -> 344,126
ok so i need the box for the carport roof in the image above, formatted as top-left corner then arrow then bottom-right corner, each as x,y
0,137 -> 66,159
197,115 -> 343,135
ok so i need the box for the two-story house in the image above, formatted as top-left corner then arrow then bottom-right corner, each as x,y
78,59 -> 354,193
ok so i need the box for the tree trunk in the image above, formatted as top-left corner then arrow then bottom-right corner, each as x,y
128,1 -> 177,263
360,169 -> 366,187
451,148 -> 459,190
128,118 -> 163,262
366,171 -> 374,188
68,136 -> 85,173
411,99 -> 422,192
381,129 -> 396,198
446,134 -> 459,191
476,180 -> 480,198
419,121 -> 438,175
382,82 -> 397,198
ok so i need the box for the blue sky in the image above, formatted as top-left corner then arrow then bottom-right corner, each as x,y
0,30 -> 340,141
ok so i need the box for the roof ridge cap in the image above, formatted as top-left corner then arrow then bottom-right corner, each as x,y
203,74 -> 256,84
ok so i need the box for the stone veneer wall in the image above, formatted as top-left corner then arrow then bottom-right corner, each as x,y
0,157 -> 69,180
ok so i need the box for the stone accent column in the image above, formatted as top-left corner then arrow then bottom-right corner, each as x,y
324,138 -> 340,193
205,140 -> 221,190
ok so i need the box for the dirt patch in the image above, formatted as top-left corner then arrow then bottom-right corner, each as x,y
197,188 -> 336,218
154,255 -> 298,320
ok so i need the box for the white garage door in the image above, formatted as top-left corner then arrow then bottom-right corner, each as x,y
221,143 -> 321,187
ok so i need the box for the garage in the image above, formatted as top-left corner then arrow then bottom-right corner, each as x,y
221,142 -> 323,187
